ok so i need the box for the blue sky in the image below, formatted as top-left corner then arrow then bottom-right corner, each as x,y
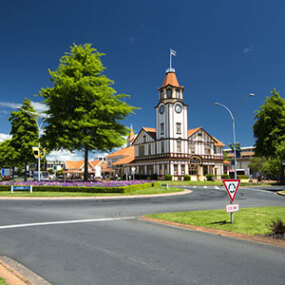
0,0 -> 285,159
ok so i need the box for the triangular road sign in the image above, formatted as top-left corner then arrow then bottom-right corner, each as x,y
222,179 -> 240,202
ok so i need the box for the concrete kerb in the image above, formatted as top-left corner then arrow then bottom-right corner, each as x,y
0,189 -> 192,200
0,256 -> 51,285
140,216 -> 285,248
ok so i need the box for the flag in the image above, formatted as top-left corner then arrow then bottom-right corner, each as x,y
170,49 -> 176,56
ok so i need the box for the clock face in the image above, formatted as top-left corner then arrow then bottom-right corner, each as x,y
175,104 -> 182,113
159,105 -> 165,114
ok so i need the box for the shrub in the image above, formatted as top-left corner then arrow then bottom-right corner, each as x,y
206,174 -> 215,181
150,173 -> 158,180
221,174 -> 230,179
165,174 -> 172,181
238,175 -> 249,179
267,218 -> 285,238
184,174 -> 191,181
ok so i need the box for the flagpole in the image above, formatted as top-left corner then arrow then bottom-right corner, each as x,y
170,49 -> 172,70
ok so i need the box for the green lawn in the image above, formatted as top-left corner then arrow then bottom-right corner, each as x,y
0,187 -> 184,197
0,277 -> 8,285
147,207 -> 285,236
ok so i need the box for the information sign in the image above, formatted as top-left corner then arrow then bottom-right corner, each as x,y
226,204 -> 239,213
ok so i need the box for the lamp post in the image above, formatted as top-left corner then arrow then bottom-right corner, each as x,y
16,108 -> 44,181
215,93 -> 255,179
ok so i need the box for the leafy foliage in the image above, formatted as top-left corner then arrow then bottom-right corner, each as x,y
221,174 -> 230,179
253,89 -> 285,158
0,139 -> 17,168
8,98 -> 38,180
39,43 -> 137,180
206,174 -> 215,181
184,174 -> 191,181
165,174 -> 172,181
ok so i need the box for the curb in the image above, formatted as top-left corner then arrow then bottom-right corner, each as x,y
277,191 -> 285,197
0,190 -> 191,200
140,216 -> 285,248
0,256 -> 51,285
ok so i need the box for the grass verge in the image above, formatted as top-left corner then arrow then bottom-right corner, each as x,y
159,181 -> 272,187
0,187 -> 184,197
0,277 -> 8,285
146,207 -> 285,236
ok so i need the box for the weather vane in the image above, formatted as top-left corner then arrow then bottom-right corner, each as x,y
167,48 -> 176,72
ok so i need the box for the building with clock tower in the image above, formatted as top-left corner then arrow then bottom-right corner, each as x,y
105,57 -> 225,181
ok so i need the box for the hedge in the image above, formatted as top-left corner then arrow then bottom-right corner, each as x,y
238,175 -> 249,179
0,182 -> 157,194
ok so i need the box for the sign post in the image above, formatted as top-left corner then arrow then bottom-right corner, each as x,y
222,179 -> 240,223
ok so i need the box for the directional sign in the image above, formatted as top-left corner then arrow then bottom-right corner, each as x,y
222,179 -> 240,202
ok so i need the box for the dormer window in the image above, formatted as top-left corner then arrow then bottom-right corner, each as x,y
167,89 -> 172,98
160,90 -> 164,100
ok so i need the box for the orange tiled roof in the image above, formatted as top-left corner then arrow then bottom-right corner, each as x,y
112,155 -> 134,166
142,127 -> 156,139
162,72 -> 180,88
106,146 -> 134,158
187,127 -> 202,137
212,137 -> 225,147
90,160 -> 101,167
65,160 -> 84,170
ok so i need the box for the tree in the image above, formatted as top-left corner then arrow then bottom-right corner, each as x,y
9,98 -> 39,181
0,139 -> 18,178
39,43 -> 137,181
253,89 -> 285,158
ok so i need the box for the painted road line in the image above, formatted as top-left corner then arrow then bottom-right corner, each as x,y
203,186 -> 208,189
0,217 -> 136,230
214,186 -> 220,189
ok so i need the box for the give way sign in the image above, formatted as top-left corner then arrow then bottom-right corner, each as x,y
222,179 -> 240,202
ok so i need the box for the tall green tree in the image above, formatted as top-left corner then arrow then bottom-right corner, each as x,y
0,139 -> 18,178
39,43 -> 137,181
9,98 -> 39,181
253,89 -> 285,158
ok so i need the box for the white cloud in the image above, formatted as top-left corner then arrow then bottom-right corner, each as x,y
31,101 -> 48,113
0,133 -> 12,142
243,45 -> 257,54
0,102 -> 20,109
46,150 -> 84,161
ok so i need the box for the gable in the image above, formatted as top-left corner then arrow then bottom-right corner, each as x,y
133,127 -> 156,145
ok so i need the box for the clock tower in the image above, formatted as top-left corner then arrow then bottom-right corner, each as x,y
155,67 -> 188,155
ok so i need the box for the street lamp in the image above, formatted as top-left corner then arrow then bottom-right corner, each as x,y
215,93 -> 255,179
16,108 -> 44,181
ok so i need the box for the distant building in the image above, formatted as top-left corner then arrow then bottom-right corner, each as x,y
224,146 -> 255,176
63,160 -> 106,179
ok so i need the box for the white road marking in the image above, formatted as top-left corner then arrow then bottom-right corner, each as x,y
203,186 -> 208,189
214,186 -> 220,189
0,217 -> 136,230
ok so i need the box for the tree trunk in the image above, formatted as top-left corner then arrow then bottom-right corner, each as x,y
24,164 -> 27,182
84,146 -> 89,181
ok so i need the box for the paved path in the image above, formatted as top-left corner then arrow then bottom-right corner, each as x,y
0,186 -> 284,285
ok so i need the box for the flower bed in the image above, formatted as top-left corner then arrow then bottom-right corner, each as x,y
0,181 -> 160,193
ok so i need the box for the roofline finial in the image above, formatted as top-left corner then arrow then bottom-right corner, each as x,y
167,48 -> 176,73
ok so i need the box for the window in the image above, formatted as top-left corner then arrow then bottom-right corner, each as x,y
189,165 -> 197,175
160,90 -> 164,100
148,144 -> 151,155
138,145 -> 144,156
181,165 -> 185,175
143,135 -> 146,143
167,89 -> 172,98
176,89 -> 180,98
206,143 -> 211,155
160,123 -> 164,135
177,140 -> 181,153
155,143 -> 157,154
161,141 -> 165,153
159,164 -> 163,175
174,164 -> 178,175
189,143 -> 195,153
164,164 -> 168,174
176,123 -> 181,134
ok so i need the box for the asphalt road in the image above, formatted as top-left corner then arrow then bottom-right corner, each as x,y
0,186 -> 284,285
